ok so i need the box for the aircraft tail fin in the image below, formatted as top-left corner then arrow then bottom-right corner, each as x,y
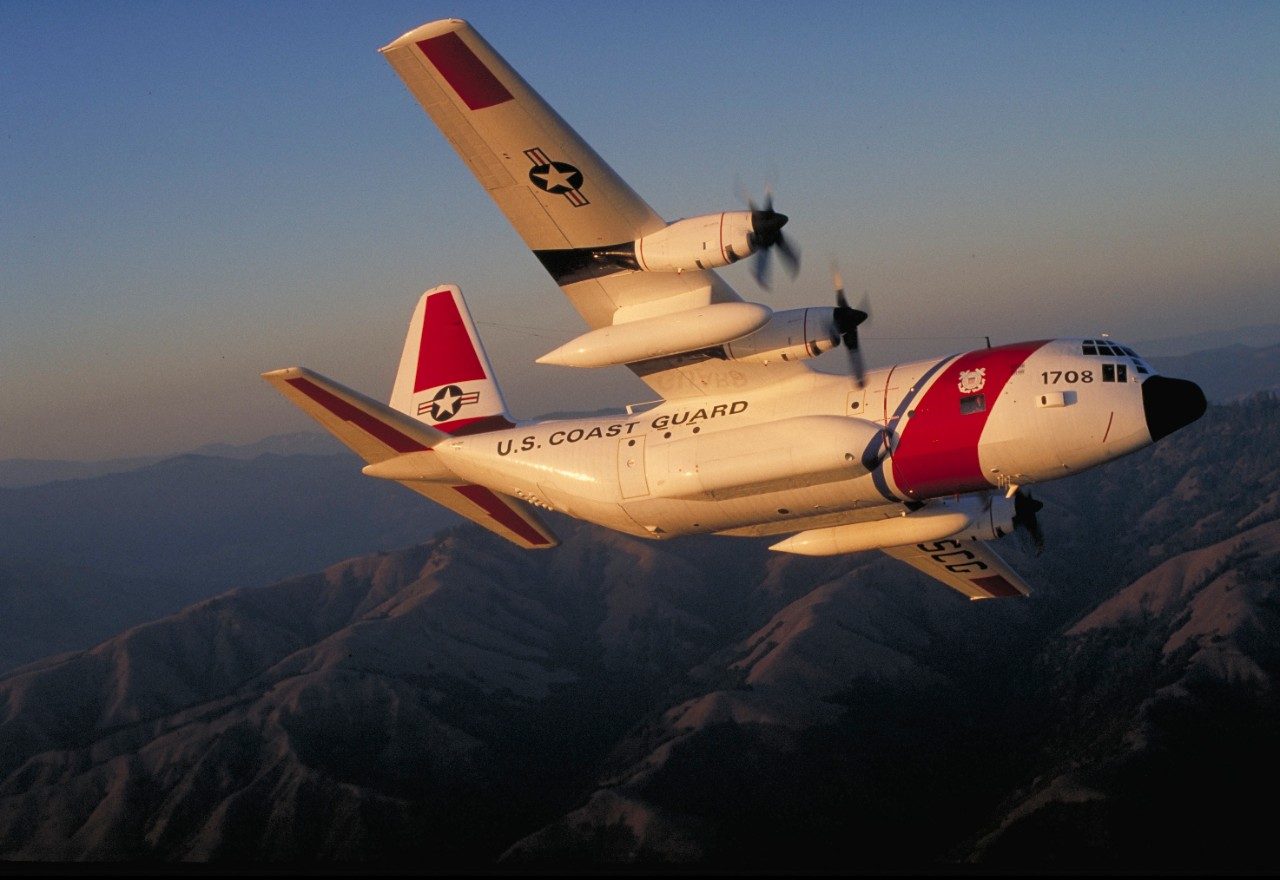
390,284 -> 515,435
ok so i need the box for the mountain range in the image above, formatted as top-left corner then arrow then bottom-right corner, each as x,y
0,446 -> 457,672
1,392 -> 1276,869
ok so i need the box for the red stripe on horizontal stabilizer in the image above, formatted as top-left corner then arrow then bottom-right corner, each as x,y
416,290 -> 487,392
973,574 -> 1023,598
453,484 -> 551,546
286,378 -> 428,453
417,33 -> 513,110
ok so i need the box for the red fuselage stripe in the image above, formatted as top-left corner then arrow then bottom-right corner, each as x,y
416,33 -> 514,111
452,484 -> 551,545
891,340 -> 1051,498
416,290 -> 487,392
286,378 -> 428,453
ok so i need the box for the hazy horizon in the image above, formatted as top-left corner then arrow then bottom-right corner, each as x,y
4,1 -> 1278,460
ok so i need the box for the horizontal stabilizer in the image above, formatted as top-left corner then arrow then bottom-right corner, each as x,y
261,367 -> 446,465
397,480 -> 558,550
262,367 -> 555,549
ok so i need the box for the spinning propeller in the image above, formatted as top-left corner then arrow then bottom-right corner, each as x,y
830,264 -> 870,389
1012,489 -> 1046,555
740,185 -> 801,289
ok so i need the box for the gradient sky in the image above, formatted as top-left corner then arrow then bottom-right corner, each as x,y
2,1 -> 1277,460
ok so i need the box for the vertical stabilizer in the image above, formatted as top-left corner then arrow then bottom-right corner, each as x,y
390,285 -> 515,435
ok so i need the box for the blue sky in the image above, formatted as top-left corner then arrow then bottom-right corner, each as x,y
2,1 -> 1277,459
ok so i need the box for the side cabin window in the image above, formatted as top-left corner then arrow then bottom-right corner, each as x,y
1101,363 -> 1129,383
960,393 -> 986,414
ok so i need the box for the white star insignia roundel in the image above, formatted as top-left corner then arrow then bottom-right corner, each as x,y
528,160 -> 583,194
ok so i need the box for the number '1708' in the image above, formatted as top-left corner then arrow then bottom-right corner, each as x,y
1041,370 -> 1093,384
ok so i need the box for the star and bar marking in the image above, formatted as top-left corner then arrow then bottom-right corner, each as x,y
420,384 -> 481,421
524,148 -> 589,207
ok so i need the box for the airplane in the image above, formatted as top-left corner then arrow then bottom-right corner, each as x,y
263,18 -> 1207,601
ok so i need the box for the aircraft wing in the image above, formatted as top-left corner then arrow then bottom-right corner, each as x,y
380,19 -> 811,400
881,539 -> 1031,601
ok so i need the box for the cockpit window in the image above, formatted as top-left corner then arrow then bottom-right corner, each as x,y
1081,340 -> 1155,376
1101,363 -> 1131,383
1083,340 -> 1141,358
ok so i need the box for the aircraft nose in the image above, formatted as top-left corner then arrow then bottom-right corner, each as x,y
1142,375 -> 1207,441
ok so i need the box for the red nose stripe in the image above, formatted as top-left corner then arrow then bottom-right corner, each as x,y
452,484 -> 551,546
416,290 -> 487,392
891,340 -> 1050,499
286,378 -> 428,453
417,33 -> 514,111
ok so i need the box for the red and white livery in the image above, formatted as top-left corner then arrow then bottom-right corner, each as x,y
264,19 -> 1206,600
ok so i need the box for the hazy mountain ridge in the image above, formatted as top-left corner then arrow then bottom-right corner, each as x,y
1148,342 -> 1280,404
0,432 -> 341,489
0,451 -> 459,672
0,397 -> 1276,867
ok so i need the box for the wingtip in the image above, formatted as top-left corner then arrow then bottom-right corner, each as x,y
379,18 -> 471,53
260,367 -> 306,382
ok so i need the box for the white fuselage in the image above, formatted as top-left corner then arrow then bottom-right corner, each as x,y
434,338 -> 1155,540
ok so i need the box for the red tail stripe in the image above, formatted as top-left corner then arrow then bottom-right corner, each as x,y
286,378 -> 428,453
417,33 -> 513,111
416,291 -> 487,392
452,484 -> 551,546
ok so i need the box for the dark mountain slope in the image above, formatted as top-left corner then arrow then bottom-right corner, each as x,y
0,397 -> 1275,869
969,520 -> 1280,870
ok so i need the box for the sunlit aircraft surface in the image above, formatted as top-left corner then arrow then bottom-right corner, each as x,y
265,19 -> 1206,599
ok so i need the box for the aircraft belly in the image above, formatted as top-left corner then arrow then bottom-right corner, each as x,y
620,472 -> 889,536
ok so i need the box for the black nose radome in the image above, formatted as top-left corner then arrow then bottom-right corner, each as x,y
1142,375 -> 1207,442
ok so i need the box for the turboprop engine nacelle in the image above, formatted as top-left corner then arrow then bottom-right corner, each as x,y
722,307 -> 840,365
632,212 -> 757,272
770,495 -> 1016,556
